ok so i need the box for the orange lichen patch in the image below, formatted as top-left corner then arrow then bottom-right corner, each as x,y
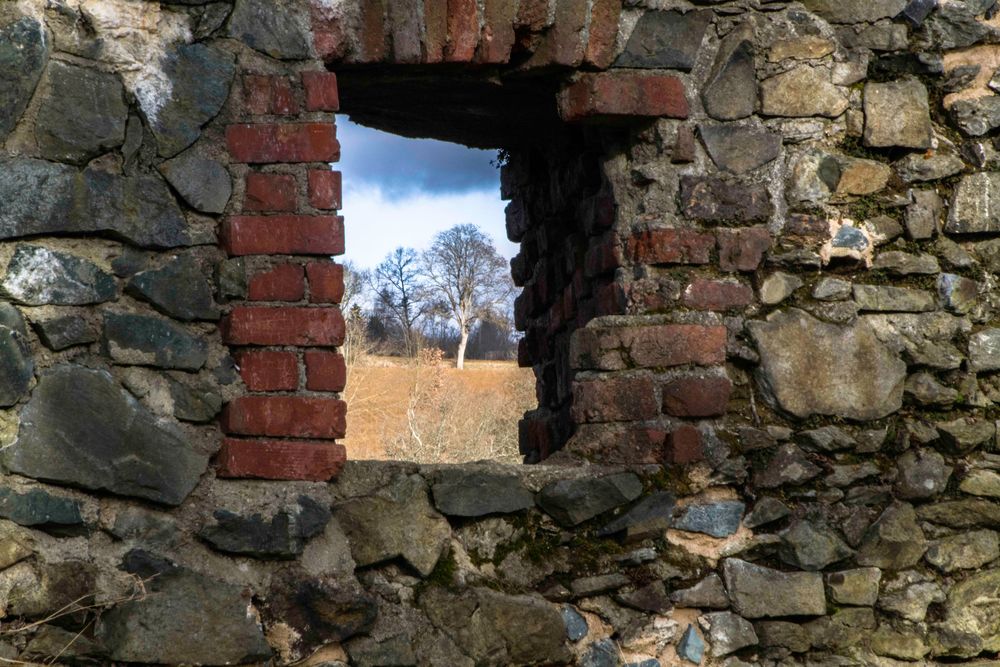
943,44 -> 1000,108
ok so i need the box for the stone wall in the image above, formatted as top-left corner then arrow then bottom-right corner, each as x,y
5,0 -> 1000,665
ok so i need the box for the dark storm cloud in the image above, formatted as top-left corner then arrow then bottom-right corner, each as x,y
337,118 -> 501,198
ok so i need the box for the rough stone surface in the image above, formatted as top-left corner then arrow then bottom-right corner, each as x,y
702,23 -> 756,121
0,17 -> 47,141
826,568 -> 881,606
0,304 -> 33,407
723,559 -> 826,618
31,315 -> 97,351
35,60 -> 127,164
431,469 -> 535,517
1,244 -> 116,306
2,365 -> 208,505
699,123 -> 782,174
0,159 -> 190,248
126,255 -> 221,321
760,67 -> 849,118
199,496 -> 331,559
701,611 -> 758,657
538,473 -> 643,526
947,173 -> 1000,235
749,309 -> 906,420
103,312 -> 208,370
158,153 -> 233,214
674,499 -> 744,538
148,43 -> 235,157
227,0 -> 312,60
615,10 -> 711,71
334,475 -> 451,577
926,529 -> 1000,573
97,562 -> 272,664
863,80 -> 933,149
856,503 -> 928,570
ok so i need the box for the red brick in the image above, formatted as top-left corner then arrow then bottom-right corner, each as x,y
558,72 -> 689,122
585,232 -> 623,277
667,425 -> 703,464
306,261 -> 345,303
594,282 -> 624,316
308,169 -> 342,210
236,349 -> 299,391
585,0 -> 622,69
218,438 -> 346,481
311,2 -> 348,61
305,350 -> 347,392
244,75 -> 298,116
223,395 -> 347,439
478,0 -> 517,63
717,227 -> 772,272
446,0 -> 480,62
515,0 -> 551,31
682,279 -> 753,311
248,264 -> 306,302
223,307 -> 345,346
359,0 -> 388,62
244,172 -> 297,212
423,0 -> 448,63
626,228 -> 714,265
663,375 -> 733,417
222,215 -> 344,256
302,72 -> 340,111
227,123 -> 339,164
572,324 -> 727,370
572,374 -> 658,423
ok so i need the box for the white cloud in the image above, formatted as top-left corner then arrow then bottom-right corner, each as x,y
342,182 -> 516,269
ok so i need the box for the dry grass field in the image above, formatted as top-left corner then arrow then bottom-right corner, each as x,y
340,351 -> 536,463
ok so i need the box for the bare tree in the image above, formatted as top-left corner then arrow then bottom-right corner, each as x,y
369,247 -> 430,356
423,224 -> 514,370
340,260 -> 368,311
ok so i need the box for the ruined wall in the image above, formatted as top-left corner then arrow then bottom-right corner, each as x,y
4,0 -> 1000,665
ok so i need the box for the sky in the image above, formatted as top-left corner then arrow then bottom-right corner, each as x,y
335,118 -> 516,270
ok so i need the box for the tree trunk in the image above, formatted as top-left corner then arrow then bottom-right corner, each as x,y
456,327 -> 469,370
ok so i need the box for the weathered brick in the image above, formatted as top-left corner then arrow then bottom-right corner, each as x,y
236,349 -> 299,391
227,123 -> 339,164
311,2 -> 348,61
308,169 -> 342,210
223,307 -> 345,346
565,424 -> 668,465
717,227 -> 772,272
679,176 -> 772,223
223,396 -> 347,439
306,261 -> 345,303
571,324 -> 727,370
305,350 -> 347,392
585,232 -> 623,276
626,228 -> 715,265
359,0 -> 388,62
244,172 -> 297,212
662,375 -> 733,417
667,425 -> 703,464
387,0 -> 423,63
423,0 -> 449,62
446,0 -> 480,62
222,215 -> 344,256
584,0 -> 623,69
515,0 -> 552,31
682,279 -> 753,311
218,438 -> 346,481
244,75 -> 298,116
478,0 -> 518,63
302,72 -> 340,111
248,264 -> 306,302
572,374 -> 658,423
558,73 -> 689,122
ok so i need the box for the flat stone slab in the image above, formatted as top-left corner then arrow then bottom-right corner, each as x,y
2,365 -> 208,506
0,158 -> 190,249
431,469 -> 535,517
749,308 -> 906,420
723,558 -> 826,618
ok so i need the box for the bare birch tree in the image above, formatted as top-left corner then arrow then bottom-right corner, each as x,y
422,224 -> 513,370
